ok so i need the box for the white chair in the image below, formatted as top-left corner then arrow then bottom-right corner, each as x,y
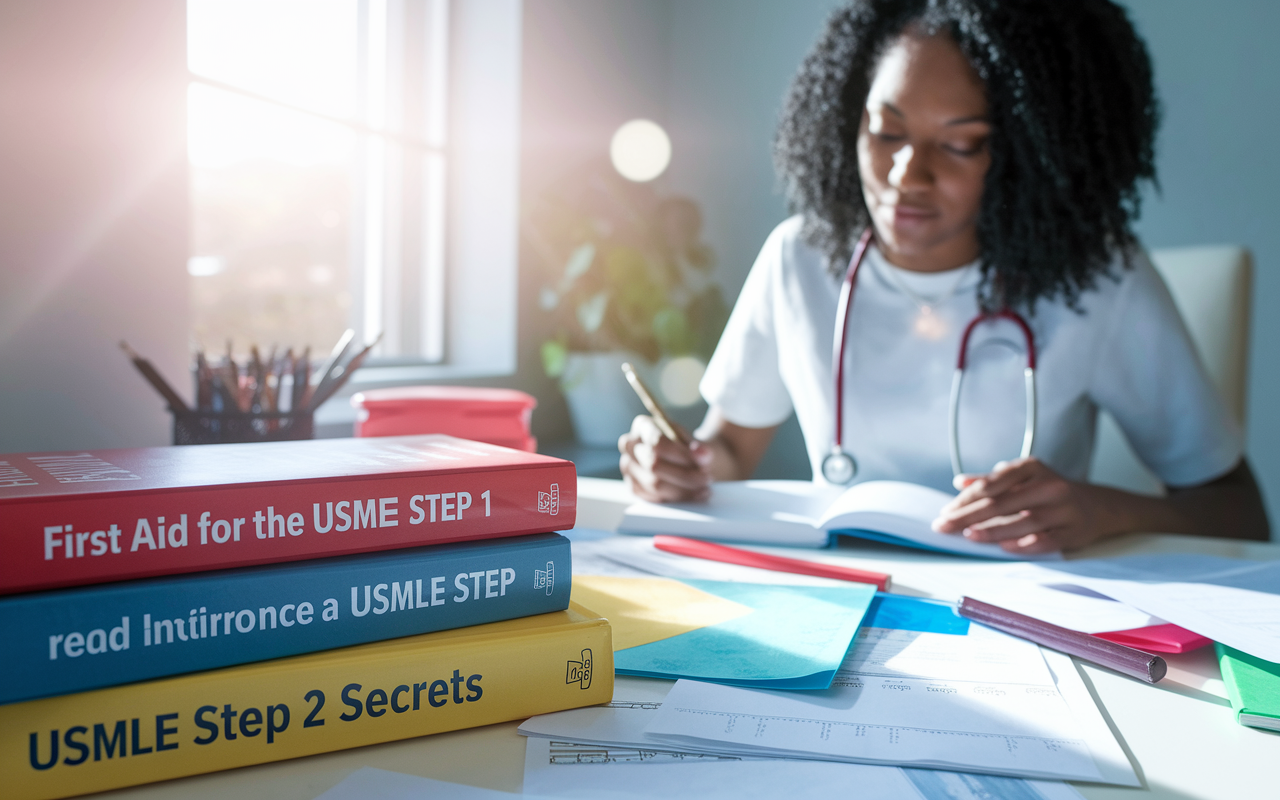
1087,245 -> 1253,495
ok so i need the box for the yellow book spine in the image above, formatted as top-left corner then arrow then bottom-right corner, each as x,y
4,605 -> 612,800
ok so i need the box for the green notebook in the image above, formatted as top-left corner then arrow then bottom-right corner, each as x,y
1216,642 -> 1280,731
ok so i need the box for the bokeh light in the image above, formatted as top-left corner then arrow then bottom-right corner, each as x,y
659,356 -> 706,407
610,119 -> 672,182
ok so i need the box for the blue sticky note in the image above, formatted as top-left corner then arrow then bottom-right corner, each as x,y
864,593 -> 970,635
613,579 -> 877,690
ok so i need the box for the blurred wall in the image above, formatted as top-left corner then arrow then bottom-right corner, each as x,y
0,1 -> 189,452
1123,0 -> 1280,525
518,0 -> 673,447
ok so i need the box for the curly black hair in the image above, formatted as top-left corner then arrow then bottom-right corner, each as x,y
775,0 -> 1159,311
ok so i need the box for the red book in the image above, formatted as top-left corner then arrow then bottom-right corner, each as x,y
352,386 -> 538,452
0,435 -> 575,595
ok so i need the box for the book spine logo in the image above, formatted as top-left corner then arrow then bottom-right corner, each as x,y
538,483 -> 559,515
566,648 -> 592,689
534,561 -> 554,595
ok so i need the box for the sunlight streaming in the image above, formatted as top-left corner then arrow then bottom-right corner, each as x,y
187,0 -> 359,168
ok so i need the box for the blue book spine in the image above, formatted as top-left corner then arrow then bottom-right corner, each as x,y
0,532 -> 571,704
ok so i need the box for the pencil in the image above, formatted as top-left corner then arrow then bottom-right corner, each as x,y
957,596 -> 1166,683
310,328 -> 357,407
119,342 -> 189,412
194,351 -> 213,411
222,342 -> 247,412
621,362 -> 690,445
307,333 -> 382,411
294,346 -> 311,412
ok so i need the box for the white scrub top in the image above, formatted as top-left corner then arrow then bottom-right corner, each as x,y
700,216 -> 1243,494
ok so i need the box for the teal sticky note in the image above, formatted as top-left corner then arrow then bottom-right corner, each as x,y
613,579 -> 877,690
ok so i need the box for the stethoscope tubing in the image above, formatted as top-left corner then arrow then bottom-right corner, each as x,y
830,228 -> 876,450
829,229 -> 1038,483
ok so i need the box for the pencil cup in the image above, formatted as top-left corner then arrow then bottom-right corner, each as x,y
171,410 -> 314,445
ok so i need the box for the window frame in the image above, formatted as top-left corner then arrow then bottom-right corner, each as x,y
186,0 -> 521,427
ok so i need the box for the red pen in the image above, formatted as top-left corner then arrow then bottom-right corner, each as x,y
653,535 -> 891,591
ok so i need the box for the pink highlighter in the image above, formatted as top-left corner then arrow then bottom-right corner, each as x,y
1093,623 -> 1212,654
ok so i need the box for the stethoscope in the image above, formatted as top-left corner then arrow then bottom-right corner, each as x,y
820,228 -> 1038,485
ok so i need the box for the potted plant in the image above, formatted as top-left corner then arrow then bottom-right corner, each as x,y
528,171 -> 728,446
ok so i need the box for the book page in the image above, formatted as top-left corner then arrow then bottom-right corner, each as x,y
618,481 -> 840,546
818,480 -> 1060,560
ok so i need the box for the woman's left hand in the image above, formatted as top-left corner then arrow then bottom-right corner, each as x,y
931,457 -> 1124,554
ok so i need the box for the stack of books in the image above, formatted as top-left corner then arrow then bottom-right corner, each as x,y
0,435 -> 612,800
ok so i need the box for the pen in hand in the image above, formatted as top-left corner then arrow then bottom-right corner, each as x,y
620,362 -> 712,501
622,362 -> 689,445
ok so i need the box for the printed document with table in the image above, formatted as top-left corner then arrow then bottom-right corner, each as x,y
519,676 -> 1086,800
644,595 -> 1137,784
527,571 -> 1138,786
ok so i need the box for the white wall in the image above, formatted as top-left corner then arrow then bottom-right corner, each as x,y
1123,0 -> 1280,521
0,1 -> 189,452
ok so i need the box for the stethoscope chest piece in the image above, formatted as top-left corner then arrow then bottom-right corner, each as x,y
821,448 -> 857,485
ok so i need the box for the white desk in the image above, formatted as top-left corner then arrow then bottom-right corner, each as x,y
98,477 -> 1278,800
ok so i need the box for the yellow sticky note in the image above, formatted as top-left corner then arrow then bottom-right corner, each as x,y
572,575 -> 753,651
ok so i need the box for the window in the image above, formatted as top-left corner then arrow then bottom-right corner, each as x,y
187,0 -> 517,381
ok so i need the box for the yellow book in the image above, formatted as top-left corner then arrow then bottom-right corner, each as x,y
5,604 -> 612,800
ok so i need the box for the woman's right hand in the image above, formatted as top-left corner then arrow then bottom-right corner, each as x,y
618,415 -> 713,503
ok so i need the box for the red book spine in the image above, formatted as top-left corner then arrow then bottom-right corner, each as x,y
0,462 -> 575,595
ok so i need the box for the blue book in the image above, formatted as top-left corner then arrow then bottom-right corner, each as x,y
0,532 -> 570,704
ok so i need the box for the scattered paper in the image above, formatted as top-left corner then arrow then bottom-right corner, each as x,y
643,611 -> 1137,784
1003,555 -> 1280,661
521,676 -> 685,749
521,677 -> 1083,800
928,563 -> 1161,633
524,737 -> 1083,800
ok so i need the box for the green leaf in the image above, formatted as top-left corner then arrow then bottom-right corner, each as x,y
653,305 -> 694,356
540,339 -> 568,378
576,291 -> 609,333
604,246 -> 649,287
563,242 -> 596,285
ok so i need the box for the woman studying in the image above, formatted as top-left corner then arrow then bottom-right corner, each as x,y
618,0 -> 1270,553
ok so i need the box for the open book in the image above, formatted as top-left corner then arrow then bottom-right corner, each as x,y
617,480 -> 1060,560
